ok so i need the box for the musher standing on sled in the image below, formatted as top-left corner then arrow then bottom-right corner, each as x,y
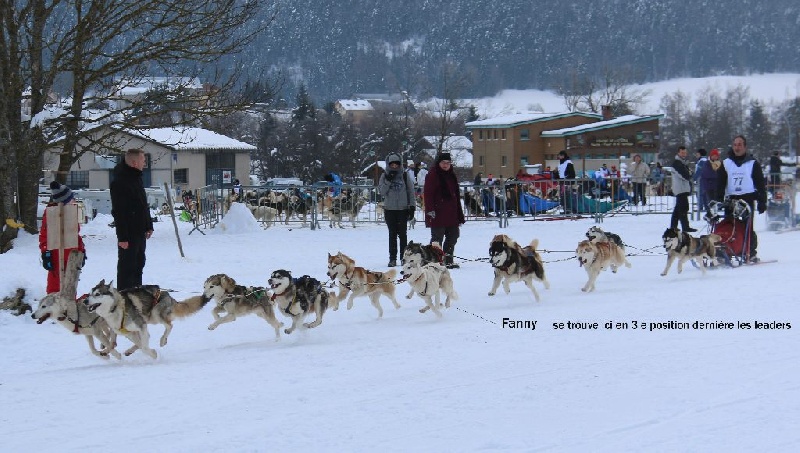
715,135 -> 767,262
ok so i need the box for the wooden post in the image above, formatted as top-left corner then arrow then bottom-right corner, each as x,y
164,183 -> 185,257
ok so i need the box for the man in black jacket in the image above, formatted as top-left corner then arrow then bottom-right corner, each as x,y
111,148 -> 154,290
716,135 -> 767,262
767,151 -> 796,193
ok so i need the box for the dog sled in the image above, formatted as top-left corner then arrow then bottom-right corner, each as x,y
705,199 -> 754,267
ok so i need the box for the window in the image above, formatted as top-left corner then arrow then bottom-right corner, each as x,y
520,129 -> 530,140
520,156 -> 528,165
66,171 -> 89,188
493,130 -> 498,140
478,130 -> 484,140
479,156 -> 484,166
501,130 -> 506,140
501,156 -> 508,167
174,168 -> 188,184
206,152 -> 235,168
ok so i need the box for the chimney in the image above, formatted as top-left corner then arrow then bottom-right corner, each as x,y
601,105 -> 613,121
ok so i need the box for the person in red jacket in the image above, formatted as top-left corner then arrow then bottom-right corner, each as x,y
423,152 -> 465,269
39,182 -> 86,294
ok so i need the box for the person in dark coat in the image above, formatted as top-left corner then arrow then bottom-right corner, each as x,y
699,148 -> 722,207
767,150 -> 796,193
715,135 -> 767,262
110,148 -> 154,290
423,152 -> 465,268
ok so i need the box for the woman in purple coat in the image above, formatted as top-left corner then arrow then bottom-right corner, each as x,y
423,153 -> 465,269
699,148 -> 721,209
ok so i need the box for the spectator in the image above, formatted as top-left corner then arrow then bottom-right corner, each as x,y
556,151 -> 576,179
415,162 -> 428,191
110,148 -> 154,290
39,182 -> 86,294
715,135 -> 767,262
670,146 -> 696,232
651,162 -> 665,195
767,150 -> 796,193
324,172 -> 342,197
424,152 -> 465,269
629,154 -> 651,206
378,153 -> 416,267
699,148 -> 722,208
693,149 -> 709,212
481,173 -> 497,216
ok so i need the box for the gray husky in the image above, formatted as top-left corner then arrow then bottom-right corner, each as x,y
267,270 -> 331,334
87,280 -> 209,358
203,273 -> 283,341
31,251 -> 121,359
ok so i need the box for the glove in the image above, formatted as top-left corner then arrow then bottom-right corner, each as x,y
426,211 -> 436,219
42,251 -> 53,271
407,206 -> 416,221
757,202 -> 766,214
385,170 -> 398,181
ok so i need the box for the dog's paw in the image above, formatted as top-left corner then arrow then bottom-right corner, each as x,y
284,328 -> 293,334
660,272 -> 667,277
406,295 -> 413,299
488,291 -> 495,296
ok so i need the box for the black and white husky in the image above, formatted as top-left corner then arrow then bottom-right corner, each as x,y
268,270 -> 331,334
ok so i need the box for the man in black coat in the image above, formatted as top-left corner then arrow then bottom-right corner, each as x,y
110,148 -> 154,290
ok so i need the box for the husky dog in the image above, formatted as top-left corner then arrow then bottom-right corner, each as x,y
326,252 -> 401,318
488,234 -> 550,301
31,250 -> 121,359
400,261 -> 458,317
325,189 -> 366,228
403,241 -> 445,267
586,226 -> 625,249
268,270 -> 331,334
285,190 -> 312,226
87,280 -> 209,358
576,239 -> 632,292
248,204 -> 279,228
661,228 -> 721,276
203,274 -> 283,341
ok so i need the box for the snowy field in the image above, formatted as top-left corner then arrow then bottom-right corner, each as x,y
2,202 -> 798,452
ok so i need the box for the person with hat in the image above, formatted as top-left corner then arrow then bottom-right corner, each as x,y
423,152 -> 465,269
378,152 -> 416,267
39,182 -> 86,294
111,148 -> 154,290
693,149 -> 709,212
670,145 -> 696,232
699,148 -> 722,209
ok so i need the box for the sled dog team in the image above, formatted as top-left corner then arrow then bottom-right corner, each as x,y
33,226 -> 722,359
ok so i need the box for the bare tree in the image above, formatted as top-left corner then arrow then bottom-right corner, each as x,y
557,66 -> 651,115
0,0 -> 275,252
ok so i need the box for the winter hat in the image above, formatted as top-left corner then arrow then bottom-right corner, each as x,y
50,181 -> 74,204
435,152 -> 452,164
386,153 -> 402,165
709,148 -> 720,158
419,162 -> 427,169
697,148 -> 707,156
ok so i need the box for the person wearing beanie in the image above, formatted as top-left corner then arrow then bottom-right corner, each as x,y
110,148 -> 154,290
556,151 -> 576,180
423,152 -> 465,269
39,181 -> 85,294
378,152 -> 416,267
699,148 -> 722,208
693,148 -> 709,212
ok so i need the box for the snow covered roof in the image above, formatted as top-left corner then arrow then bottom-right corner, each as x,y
540,115 -> 663,137
336,100 -> 374,111
465,112 -> 600,128
421,148 -> 473,168
128,127 -> 256,151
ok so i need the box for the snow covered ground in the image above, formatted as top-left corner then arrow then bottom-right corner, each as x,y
2,201 -> 798,452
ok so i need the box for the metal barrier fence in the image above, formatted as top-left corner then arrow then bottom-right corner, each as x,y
184,175 -> 721,232
466,177 -> 687,226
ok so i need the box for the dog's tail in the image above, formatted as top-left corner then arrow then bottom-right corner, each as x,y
527,238 -> 540,250
382,269 -> 398,281
172,295 -> 211,318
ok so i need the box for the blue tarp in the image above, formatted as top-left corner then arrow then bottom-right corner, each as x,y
519,193 -> 560,214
